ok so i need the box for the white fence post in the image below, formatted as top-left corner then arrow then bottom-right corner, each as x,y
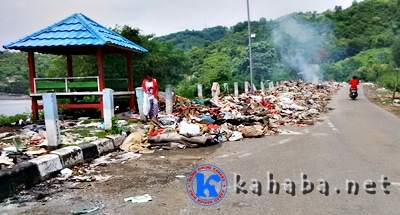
165,84 -> 173,114
103,88 -> 114,130
42,93 -> 61,149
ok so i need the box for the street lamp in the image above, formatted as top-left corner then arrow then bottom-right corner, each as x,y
246,0 -> 254,93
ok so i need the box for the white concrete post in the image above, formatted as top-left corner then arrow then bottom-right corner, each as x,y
223,83 -> 228,93
197,84 -> 203,99
103,88 -> 114,130
42,93 -> 61,149
244,82 -> 249,94
234,82 -> 239,97
260,81 -> 264,92
135,87 -> 146,121
165,84 -> 173,114
211,82 -> 220,104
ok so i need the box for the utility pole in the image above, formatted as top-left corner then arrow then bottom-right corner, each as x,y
377,53 -> 383,87
246,0 -> 254,94
393,68 -> 399,100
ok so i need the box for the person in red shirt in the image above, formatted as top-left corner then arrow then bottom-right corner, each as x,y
141,70 -> 159,120
349,76 -> 359,90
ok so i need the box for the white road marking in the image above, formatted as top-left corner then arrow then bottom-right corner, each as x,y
326,119 -> 340,133
215,151 -> 246,159
280,129 -> 303,135
278,138 -> 292,145
391,182 -> 400,190
312,133 -> 328,137
237,153 -> 252,158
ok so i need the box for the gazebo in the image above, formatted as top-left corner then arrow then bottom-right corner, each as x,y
3,13 -> 147,120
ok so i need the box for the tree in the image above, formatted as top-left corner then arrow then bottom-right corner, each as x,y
392,36 -> 400,99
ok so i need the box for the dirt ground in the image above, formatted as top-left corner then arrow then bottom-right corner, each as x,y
363,83 -> 400,118
0,144 -> 221,214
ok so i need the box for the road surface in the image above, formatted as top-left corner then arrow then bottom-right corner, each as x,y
2,85 -> 400,215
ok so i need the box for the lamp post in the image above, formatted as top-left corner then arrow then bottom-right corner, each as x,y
246,0 -> 254,94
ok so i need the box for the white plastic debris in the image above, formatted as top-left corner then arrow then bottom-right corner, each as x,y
124,194 -> 152,203
228,131 -> 243,141
178,121 -> 200,137
56,168 -> 73,181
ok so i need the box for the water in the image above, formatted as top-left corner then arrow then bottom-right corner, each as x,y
0,99 -> 31,116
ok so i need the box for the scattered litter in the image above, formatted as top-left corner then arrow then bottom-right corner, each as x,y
0,157 -> 14,166
70,176 -> 96,182
71,207 -> 99,215
175,175 -> 185,179
124,194 -> 152,203
90,151 -> 142,167
56,168 -> 73,181
25,147 -> 47,156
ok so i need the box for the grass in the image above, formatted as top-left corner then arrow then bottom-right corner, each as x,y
61,128 -> 107,138
0,113 -> 30,125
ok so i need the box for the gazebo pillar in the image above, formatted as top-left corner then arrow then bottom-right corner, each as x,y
96,47 -> 105,117
126,51 -> 135,111
67,55 -> 74,104
28,51 -> 38,120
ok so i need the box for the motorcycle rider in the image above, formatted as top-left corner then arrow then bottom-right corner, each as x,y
349,75 -> 359,92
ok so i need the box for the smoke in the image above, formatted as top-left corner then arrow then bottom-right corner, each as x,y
272,14 -> 329,83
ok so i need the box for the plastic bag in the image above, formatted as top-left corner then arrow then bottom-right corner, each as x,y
229,131 -> 243,141
179,121 -> 200,137
143,92 -> 150,116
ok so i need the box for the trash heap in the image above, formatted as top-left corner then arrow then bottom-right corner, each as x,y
120,81 -> 340,153
0,119 -> 121,169
0,81 -> 340,162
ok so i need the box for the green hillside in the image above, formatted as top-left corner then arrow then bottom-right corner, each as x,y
1,0 -> 400,98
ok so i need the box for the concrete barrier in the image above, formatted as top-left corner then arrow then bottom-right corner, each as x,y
5,162 -> 41,192
0,171 -> 11,200
29,154 -> 63,179
51,146 -> 84,168
106,134 -> 125,148
79,143 -> 100,162
89,138 -> 115,155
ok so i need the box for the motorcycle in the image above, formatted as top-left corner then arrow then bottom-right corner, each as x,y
349,88 -> 358,100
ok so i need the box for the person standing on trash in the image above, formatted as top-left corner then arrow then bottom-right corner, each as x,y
141,70 -> 159,121
349,75 -> 359,91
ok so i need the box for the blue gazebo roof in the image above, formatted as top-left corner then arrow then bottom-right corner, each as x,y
3,13 -> 148,55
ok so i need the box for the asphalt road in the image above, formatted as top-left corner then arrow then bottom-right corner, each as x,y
2,85 -> 400,215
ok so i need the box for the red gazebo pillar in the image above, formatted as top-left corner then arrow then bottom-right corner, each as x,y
96,47 -> 105,117
67,54 -> 74,104
126,51 -> 135,111
28,51 -> 38,120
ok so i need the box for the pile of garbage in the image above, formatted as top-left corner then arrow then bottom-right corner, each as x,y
1,81 -> 341,162
120,81 -> 340,153
0,119 -> 121,169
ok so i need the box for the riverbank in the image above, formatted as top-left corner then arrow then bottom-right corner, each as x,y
0,94 -> 30,100
0,99 -> 31,116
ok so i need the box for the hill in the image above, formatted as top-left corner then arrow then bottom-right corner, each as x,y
1,0 -> 399,98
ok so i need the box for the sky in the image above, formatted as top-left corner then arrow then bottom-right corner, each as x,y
0,0 -> 359,50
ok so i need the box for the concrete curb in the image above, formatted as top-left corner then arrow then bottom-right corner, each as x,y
0,134 -> 124,201
50,146 -> 84,168
0,171 -> 11,201
79,143 -> 100,162
90,138 -> 115,155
